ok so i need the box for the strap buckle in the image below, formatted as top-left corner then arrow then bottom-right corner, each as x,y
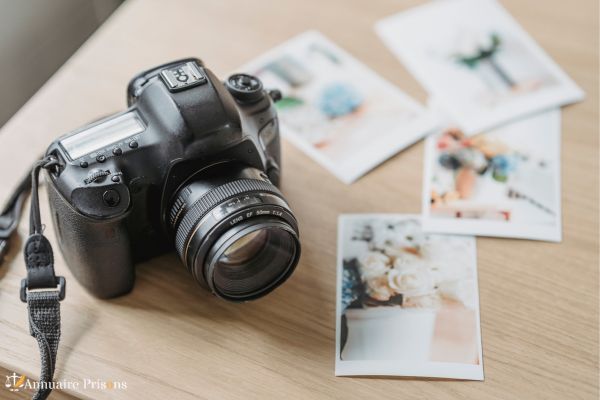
20,276 -> 66,302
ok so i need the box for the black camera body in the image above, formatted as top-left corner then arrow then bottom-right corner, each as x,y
45,58 -> 300,300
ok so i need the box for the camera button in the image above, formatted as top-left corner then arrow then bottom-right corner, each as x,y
96,154 -> 106,163
111,175 -> 121,183
268,89 -> 282,102
112,147 -> 123,156
128,140 -> 139,149
102,189 -> 120,207
79,161 -> 88,168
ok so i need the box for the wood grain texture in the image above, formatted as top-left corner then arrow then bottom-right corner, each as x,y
0,0 -> 597,399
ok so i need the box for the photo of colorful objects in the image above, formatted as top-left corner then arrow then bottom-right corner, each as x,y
422,109 -> 561,242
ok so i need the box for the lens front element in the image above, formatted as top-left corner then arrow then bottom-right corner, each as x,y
210,224 -> 299,299
220,229 -> 268,266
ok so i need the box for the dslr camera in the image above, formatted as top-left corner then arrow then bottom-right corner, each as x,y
43,58 -> 301,301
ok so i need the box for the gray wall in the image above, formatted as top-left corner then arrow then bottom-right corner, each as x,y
0,0 -> 122,128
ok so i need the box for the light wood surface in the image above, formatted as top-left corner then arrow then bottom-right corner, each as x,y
0,0 -> 597,399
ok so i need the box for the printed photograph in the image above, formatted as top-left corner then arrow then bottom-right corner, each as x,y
240,31 -> 437,183
422,109 -> 561,242
375,0 -> 584,134
336,215 -> 483,380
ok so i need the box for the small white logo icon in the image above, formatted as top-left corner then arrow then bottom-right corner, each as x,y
5,373 -> 27,392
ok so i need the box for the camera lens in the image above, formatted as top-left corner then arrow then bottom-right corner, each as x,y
170,163 -> 300,301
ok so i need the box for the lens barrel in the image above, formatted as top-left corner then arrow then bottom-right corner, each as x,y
170,164 -> 300,301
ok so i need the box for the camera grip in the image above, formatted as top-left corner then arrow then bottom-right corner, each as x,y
264,118 -> 282,187
47,181 -> 134,298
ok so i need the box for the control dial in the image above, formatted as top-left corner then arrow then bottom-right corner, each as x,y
226,74 -> 264,103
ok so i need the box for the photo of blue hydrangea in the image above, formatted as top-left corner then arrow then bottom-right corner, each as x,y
241,31 -> 436,184
318,83 -> 363,118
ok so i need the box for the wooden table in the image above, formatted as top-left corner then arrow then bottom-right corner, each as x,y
0,0 -> 597,399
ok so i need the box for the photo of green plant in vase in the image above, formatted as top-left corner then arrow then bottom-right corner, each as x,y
453,32 -> 515,88
375,0 -> 583,134
449,29 -> 557,104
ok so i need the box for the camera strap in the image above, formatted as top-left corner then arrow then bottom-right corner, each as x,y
0,156 -> 65,400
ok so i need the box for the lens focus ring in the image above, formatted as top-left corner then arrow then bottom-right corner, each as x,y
173,179 -> 284,261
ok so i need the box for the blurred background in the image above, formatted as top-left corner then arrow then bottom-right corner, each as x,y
0,0 -> 123,128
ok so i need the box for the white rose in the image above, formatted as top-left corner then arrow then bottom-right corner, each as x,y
384,244 -> 420,258
388,267 -> 435,298
365,275 -> 394,301
358,251 -> 391,278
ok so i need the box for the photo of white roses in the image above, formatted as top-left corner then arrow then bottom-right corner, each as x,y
336,215 -> 483,380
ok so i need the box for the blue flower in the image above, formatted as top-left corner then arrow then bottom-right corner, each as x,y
342,263 -> 362,310
318,83 -> 363,118
490,155 -> 517,182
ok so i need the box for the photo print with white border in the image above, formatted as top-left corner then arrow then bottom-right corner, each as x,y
336,214 -> 484,380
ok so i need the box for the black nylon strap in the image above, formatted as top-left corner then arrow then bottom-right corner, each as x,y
0,156 -> 66,400
27,290 -> 61,400
0,170 -> 31,263
29,159 -> 53,236
22,157 -> 65,400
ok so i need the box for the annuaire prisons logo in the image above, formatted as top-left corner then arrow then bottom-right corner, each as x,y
5,372 -> 127,393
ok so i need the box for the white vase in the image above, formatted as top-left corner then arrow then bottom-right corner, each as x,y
342,307 -> 437,361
